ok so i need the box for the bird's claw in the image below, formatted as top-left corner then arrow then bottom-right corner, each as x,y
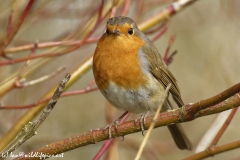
134,111 -> 150,136
105,120 -> 120,140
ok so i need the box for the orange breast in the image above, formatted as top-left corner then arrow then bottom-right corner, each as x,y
93,34 -> 147,90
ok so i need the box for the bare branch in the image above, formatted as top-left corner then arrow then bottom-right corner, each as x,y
210,107 -> 238,146
184,139 -> 240,160
0,73 -> 71,160
14,82 -> 240,160
20,67 -> 66,87
0,0 -> 35,56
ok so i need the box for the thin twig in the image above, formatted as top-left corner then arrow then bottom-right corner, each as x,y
144,21 -> 168,34
20,66 -> 66,87
135,84 -> 171,160
0,73 -> 71,160
194,110 -> 231,153
0,0 -> 110,66
0,87 -> 97,110
121,0 -> 131,16
184,139 -> 240,160
163,34 -> 176,64
210,107 -> 238,146
151,24 -> 169,42
5,38 -> 99,54
7,11 -> 13,35
0,0 -> 35,56
15,42 -> 37,88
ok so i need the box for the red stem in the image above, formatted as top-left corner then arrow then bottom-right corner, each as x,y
15,43 -> 37,88
5,38 -> 99,53
0,0 -> 113,66
121,0 -> 131,16
0,87 -> 98,109
210,107 -> 239,146
7,11 -> 13,35
151,24 -> 168,42
0,0 -> 35,56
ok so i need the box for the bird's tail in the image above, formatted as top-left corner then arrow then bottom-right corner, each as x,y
167,124 -> 192,150
163,99 -> 192,150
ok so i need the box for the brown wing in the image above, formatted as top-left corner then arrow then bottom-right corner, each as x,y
142,41 -> 184,108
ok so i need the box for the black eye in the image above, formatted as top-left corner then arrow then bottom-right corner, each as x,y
106,29 -> 109,34
128,28 -> 134,35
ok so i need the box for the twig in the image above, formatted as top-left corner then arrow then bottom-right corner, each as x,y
0,56 -> 93,151
195,107 -> 238,153
210,107 -> 238,146
138,0 -> 199,31
184,139 -> 240,160
19,66 -> 66,87
110,6 -> 117,18
0,0 -> 110,66
5,38 -> 99,54
0,73 -> 71,160
144,21 -> 168,35
0,0 -> 35,56
7,11 -> 13,36
121,0 -> 131,16
0,86 -> 97,110
194,110 -> 232,153
87,79 -> 96,90
15,42 -> 37,88
163,34 -> 176,65
151,24 -> 169,42
135,84 -> 171,160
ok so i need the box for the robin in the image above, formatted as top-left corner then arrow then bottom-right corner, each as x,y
93,16 -> 192,150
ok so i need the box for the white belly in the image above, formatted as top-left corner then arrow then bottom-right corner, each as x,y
100,77 -> 165,114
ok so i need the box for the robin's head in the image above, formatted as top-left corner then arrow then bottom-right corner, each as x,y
104,16 -> 140,38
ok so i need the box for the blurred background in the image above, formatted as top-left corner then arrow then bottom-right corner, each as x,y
0,0 -> 240,159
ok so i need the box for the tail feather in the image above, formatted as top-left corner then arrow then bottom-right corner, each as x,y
167,124 -> 192,150
164,99 -> 192,150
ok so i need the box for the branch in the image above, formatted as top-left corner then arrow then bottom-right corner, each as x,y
0,0 -> 35,56
121,0 -> 131,16
0,85 -> 97,109
0,0 -> 110,66
184,140 -> 240,160
4,38 -> 99,54
16,67 -> 66,88
14,82 -> 240,160
15,42 -> 37,88
0,73 -> 71,160
210,107 -> 238,147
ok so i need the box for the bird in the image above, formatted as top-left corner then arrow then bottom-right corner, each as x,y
92,16 -> 192,150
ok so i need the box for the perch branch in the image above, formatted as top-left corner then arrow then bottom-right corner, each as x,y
14,82 -> 240,160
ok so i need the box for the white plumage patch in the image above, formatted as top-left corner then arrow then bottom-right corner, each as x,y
100,77 -> 165,114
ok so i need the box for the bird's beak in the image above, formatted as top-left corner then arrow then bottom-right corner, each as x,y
112,29 -> 120,35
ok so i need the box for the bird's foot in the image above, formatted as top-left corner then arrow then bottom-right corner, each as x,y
105,111 -> 129,141
105,120 -> 120,141
134,111 -> 150,136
